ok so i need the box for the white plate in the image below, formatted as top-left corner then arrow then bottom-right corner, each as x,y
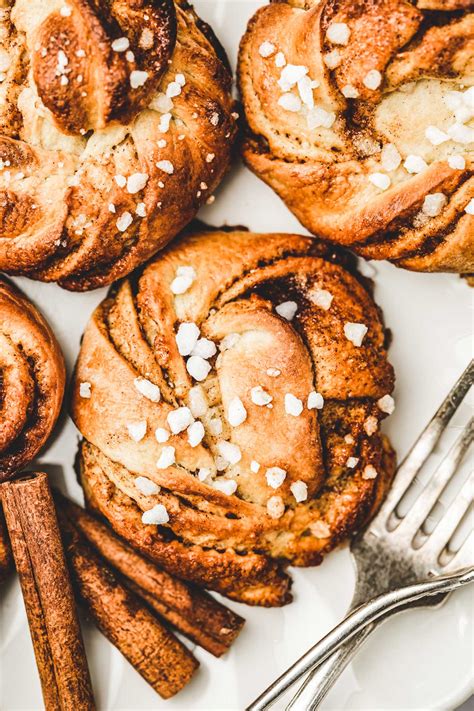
1,1 -> 473,709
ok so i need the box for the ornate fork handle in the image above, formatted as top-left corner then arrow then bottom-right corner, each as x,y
286,626 -> 374,711
246,568 -> 474,710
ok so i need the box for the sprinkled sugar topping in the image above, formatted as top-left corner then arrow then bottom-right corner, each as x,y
323,49 -> 341,69
465,199 -> 474,215
187,421 -> 205,447
217,440 -> 242,465
175,321 -> 200,355
198,468 -> 211,482
307,107 -> 336,129
425,125 -> 449,146
116,211 -> 133,232
310,288 -> 333,310
79,382 -> 91,398
448,155 -> 465,170
130,70 -> 148,89
266,467 -> 286,489
346,457 -> 359,469
156,160 -> 174,175
135,476 -> 160,496
290,480 -> 308,502
259,41 -> 275,58
363,69 -> 382,90
155,427 -> 169,443
142,504 -> 169,524
369,173 -> 392,190
167,407 -> 193,434
277,93 -> 301,112
156,445 -> 175,469
307,391 -> 324,409
447,123 -> 474,145
341,84 -> 359,99
171,266 -> 196,295
267,495 -> 285,519
275,52 -> 286,68
344,322 -> 368,347
250,460 -> 260,473
251,386 -> 273,406
227,397 -> 247,427
188,385 -> 208,418
275,301 -> 298,320
127,420 -> 147,442
213,479 -> 237,496
311,521 -> 331,538
326,22 -> 350,45
380,144 -> 401,172
404,155 -> 428,174
362,464 -> 378,480
278,64 -> 308,91
422,193 -> 447,217
377,394 -> 395,414
285,393 -> 303,417
186,355 -> 212,381
369,172 -> 391,191
266,368 -> 281,377
127,172 -> 148,194
134,377 -> 161,402
112,37 -> 130,52
364,416 -> 378,436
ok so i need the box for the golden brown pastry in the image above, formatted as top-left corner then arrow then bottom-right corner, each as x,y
0,0 -> 236,290
71,227 -> 396,606
238,0 -> 474,275
0,278 -> 65,479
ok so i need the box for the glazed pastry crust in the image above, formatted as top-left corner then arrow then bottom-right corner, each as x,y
72,227 -> 395,605
0,0 -> 236,290
0,278 -> 65,479
238,0 -> 474,275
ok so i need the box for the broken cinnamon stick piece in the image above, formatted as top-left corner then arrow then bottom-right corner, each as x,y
0,506 -> 12,584
58,494 -> 244,656
58,510 -> 198,699
0,472 -> 95,711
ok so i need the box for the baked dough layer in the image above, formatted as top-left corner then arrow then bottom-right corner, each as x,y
238,0 -> 473,275
72,227 -> 396,605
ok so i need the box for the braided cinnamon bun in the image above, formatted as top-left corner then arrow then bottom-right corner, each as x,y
71,227 -> 396,606
238,0 -> 474,275
0,278 -> 65,480
0,0 -> 236,290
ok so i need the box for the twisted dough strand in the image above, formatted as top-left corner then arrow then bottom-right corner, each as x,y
72,227 -> 395,605
238,0 -> 473,274
0,278 -> 65,479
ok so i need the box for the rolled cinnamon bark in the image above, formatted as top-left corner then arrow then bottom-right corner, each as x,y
0,472 -> 95,710
58,494 -> 244,657
58,510 -> 198,699
0,507 -> 12,584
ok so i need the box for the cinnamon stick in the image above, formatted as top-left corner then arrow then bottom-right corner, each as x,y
0,472 -> 95,711
0,505 -> 12,583
58,494 -> 244,656
58,510 -> 198,699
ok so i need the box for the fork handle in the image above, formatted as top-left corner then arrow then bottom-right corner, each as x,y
285,625 -> 375,711
246,567 -> 474,710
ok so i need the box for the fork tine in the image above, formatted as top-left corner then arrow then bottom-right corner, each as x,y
373,360 -> 474,526
423,474 -> 473,567
442,530 -> 474,573
395,418 -> 473,537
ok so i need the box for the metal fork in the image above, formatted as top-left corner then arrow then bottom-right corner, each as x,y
248,359 -> 474,711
